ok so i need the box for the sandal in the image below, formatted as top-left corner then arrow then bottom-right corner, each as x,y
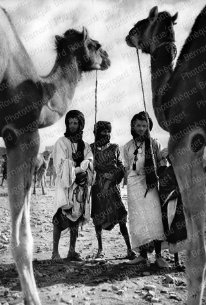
127,255 -> 150,266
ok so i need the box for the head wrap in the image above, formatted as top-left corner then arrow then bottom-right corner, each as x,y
131,111 -> 153,140
93,121 -> 111,147
64,110 -> 85,138
64,110 -> 85,166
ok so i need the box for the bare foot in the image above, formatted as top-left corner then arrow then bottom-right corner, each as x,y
67,251 -> 82,261
125,249 -> 136,260
51,252 -> 63,262
95,250 -> 104,259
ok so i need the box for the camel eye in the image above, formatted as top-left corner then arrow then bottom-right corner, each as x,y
87,43 -> 94,50
129,28 -> 137,36
96,43 -> 101,50
191,134 -> 205,152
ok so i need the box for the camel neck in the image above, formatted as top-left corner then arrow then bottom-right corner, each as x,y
39,56 -> 81,127
151,42 -> 176,95
43,56 -> 81,99
150,42 -> 176,129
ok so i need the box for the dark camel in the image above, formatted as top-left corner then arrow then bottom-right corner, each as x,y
0,7 -> 110,305
126,5 -> 206,305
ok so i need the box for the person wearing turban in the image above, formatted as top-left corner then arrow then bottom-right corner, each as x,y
51,110 -> 94,262
90,121 -> 136,260
124,111 -> 169,268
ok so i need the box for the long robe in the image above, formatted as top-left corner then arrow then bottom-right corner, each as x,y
53,136 -> 94,227
124,138 -> 166,250
91,143 -> 127,230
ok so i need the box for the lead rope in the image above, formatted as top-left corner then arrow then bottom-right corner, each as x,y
93,70 -> 98,171
136,49 -> 158,180
87,71 -> 98,207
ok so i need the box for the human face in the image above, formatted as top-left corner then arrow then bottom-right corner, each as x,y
133,119 -> 148,137
68,118 -> 79,134
100,130 -> 111,137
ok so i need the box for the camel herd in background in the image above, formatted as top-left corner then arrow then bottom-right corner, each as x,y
0,149 -> 56,192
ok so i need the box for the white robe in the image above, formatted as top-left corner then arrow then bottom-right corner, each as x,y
124,139 -> 165,251
53,136 -> 94,224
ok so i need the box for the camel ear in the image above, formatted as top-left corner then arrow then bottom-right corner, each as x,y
149,6 -> 158,21
172,12 -> 178,24
82,27 -> 88,42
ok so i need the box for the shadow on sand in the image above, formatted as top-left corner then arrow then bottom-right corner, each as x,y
0,257 -> 185,291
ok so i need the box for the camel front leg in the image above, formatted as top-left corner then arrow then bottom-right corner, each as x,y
6,130 -> 41,305
174,169 -> 206,305
33,172 -> 37,195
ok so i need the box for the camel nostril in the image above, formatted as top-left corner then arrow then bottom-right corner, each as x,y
191,134 -> 205,152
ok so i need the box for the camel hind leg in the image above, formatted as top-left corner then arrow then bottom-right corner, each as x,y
41,178 -> 46,195
170,131 -> 206,305
6,130 -> 41,305
185,211 -> 206,305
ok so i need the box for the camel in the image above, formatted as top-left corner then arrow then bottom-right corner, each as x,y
33,150 -> 51,195
0,6 -> 110,305
46,157 -> 57,187
126,5 -> 206,305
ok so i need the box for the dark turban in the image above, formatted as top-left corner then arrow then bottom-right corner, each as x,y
64,110 -> 85,166
94,121 -> 111,134
93,121 -> 111,147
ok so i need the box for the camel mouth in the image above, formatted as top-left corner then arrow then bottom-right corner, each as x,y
125,35 -> 136,48
99,49 -> 111,70
100,57 -> 111,70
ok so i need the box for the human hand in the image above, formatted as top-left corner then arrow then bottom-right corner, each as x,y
161,148 -> 168,159
80,160 -> 90,171
75,167 -> 85,174
103,173 -> 113,180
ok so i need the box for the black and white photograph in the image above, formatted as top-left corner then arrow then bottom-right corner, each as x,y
0,0 -> 206,304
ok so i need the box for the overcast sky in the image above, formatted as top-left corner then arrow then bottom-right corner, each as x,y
0,0 -> 205,151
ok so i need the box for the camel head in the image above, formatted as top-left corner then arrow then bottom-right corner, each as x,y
55,27 -> 110,72
126,6 -> 178,54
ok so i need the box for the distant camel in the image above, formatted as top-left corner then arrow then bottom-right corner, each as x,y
126,5 -> 206,305
46,157 -> 56,187
0,6 -> 110,305
33,150 -> 51,195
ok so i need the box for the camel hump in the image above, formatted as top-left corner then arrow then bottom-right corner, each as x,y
176,5 -> 206,68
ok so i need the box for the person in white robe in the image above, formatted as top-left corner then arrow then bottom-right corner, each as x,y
51,110 -> 94,261
124,111 -> 169,268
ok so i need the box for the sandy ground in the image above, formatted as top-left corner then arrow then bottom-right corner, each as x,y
0,182 -> 206,305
